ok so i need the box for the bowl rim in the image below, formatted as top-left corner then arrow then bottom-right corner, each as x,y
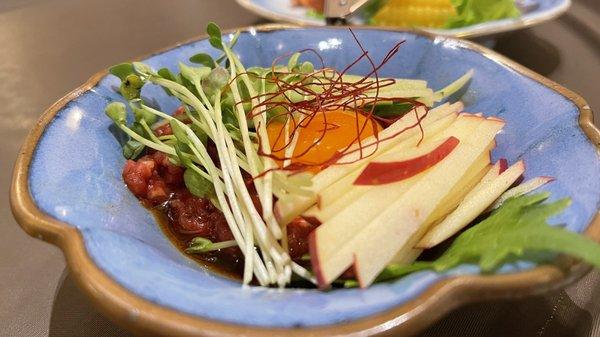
10,24 -> 600,337
235,0 -> 572,38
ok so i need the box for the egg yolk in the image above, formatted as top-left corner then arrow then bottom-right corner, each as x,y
266,109 -> 383,170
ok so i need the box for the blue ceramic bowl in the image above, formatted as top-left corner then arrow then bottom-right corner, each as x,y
11,26 -> 600,336
237,0 -> 571,38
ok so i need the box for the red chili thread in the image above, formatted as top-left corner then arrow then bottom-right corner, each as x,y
229,29 -> 431,176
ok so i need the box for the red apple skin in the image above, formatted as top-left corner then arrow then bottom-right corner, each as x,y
303,215 -> 322,227
486,116 -> 505,122
353,136 -> 460,186
498,158 -> 508,173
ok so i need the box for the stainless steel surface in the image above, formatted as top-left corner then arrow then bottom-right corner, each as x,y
0,0 -> 598,336
324,0 -> 370,22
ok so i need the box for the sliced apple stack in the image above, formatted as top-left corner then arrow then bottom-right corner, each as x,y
417,159 -> 525,248
274,102 -> 464,225
309,114 -> 507,288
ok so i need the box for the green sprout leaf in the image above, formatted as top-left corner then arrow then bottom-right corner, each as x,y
174,143 -> 192,167
202,66 -> 230,98
207,22 -> 222,39
287,52 -> 301,71
184,167 -> 213,198
132,106 -> 157,125
109,63 -> 135,81
209,37 -> 223,50
185,237 -> 213,254
179,62 -> 211,83
157,67 -> 176,81
185,236 -> 237,254
190,53 -> 217,68
132,62 -> 155,77
299,61 -> 314,74
119,74 -> 144,100
169,120 -> 189,144
122,140 -> 145,159
189,123 -> 208,145
105,102 -> 127,125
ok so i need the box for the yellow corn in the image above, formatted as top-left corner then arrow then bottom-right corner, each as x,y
371,0 -> 456,28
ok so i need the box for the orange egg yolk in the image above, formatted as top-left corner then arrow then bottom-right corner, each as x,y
266,109 -> 383,171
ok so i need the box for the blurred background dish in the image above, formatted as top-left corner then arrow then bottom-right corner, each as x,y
237,0 -> 571,38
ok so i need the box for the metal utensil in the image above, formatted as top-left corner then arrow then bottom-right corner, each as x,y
324,0 -> 371,25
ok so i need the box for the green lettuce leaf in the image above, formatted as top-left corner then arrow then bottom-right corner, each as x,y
445,0 -> 520,28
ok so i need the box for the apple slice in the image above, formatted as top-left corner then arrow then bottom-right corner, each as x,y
489,176 -> 554,210
312,111 -> 459,213
304,135 -> 460,223
307,113 -> 487,223
310,115 -> 496,287
388,159 -> 493,265
354,136 -> 460,185
457,159 -> 507,200
275,102 -> 464,225
349,118 -> 505,287
308,113 -> 483,226
417,160 -> 525,249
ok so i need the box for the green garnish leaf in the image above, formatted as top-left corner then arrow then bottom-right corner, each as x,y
185,237 -> 213,254
299,61 -> 314,74
109,63 -> 135,81
189,123 -> 208,145
366,193 -> 600,285
369,101 -> 414,118
209,37 -> 223,50
122,140 -> 145,159
105,102 -> 127,125
206,22 -> 222,40
132,106 -> 157,125
132,62 -> 154,77
287,52 -> 301,71
184,167 -> 213,198
189,53 -> 217,68
445,0 -> 520,28
157,68 -> 176,81
119,74 -> 144,100
169,120 -> 189,144
179,62 -> 211,83
174,143 -> 192,167
202,66 -> 230,98
207,22 -> 224,50
157,68 -> 176,96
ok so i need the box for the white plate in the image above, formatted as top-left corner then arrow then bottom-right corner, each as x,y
237,0 -> 571,38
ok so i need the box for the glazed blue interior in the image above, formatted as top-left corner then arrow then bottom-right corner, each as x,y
29,28 -> 600,328
246,0 -> 569,34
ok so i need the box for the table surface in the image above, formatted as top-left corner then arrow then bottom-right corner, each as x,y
1,0 -> 599,336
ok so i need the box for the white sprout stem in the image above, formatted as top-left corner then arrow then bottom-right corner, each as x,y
139,119 -> 164,145
224,45 -> 282,240
212,93 -> 256,285
153,76 -> 281,285
222,129 -> 289,267
183,121 -> 270,285
292,262 -> 317,285
116,124 -> 174,155
208,240 -> 238,250
150,76 -> 275,285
